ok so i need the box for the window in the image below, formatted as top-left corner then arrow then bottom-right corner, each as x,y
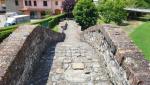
55,1 -> 58,5
43,1 -> 48,6
15,0 -> 19,6
29,0 -> 32,6
25,0 -> 32,6
34,1 -> 37,6
1,0 -> 5,4
25,0 -> 28,6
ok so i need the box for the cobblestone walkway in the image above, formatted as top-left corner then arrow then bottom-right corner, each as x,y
28,21 -> 113,85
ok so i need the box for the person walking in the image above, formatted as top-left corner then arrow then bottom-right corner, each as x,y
62,22 -> 68,33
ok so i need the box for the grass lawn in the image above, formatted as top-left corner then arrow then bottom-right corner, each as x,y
130,22 -> 150,61
120,20 -> 144,35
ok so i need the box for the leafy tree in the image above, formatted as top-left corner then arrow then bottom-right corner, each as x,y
73,0 -> 98,30
98,0 -> 128,24
125,0 -> 150,8
62,0 -> 76,14
124,0 -> 137,7
145,0 -> 150,3
135,0 -> 150,8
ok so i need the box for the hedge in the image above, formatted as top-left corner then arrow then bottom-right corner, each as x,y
31,13 -> 66,28
0,13 -> 67,43
49,13 -> 66,28
0,28 -> 15,42
0,25 -> 18,32
30,17 -> 52,25
0,25 -> 18,42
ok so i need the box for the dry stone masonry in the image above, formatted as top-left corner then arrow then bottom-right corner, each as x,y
81,25 -> 150,85
81,26 -> 129,85
0,20 -> 149,85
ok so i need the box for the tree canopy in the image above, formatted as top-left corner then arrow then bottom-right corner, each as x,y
73,0 -> 98,29
125,0 -> 150,8
97,0 -> 128,24
62,0 -> 76,13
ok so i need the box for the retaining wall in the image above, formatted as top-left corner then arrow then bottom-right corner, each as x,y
81,25 -> 150,85
0,25 -> 65,85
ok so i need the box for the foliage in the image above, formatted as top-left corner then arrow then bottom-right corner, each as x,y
0,14 -> 66,43
145,0 -> 150,3
124,0 -> 137,7
45,9 -> 51,15
31,13 -> 66,28
125,0 -> 150,8
42,9 -> 52,18
49,13 -> 66,28
62,0 -> 76,13
52,25 -> 59,32
97,18 -> 105,25
73,0 -> 98,30
130,22 -> 150,61
0,28 -> 15,42
98,0 -> 128,24
31,17 -> 52,25
0,25 -> 17,32
135,0 -> 150,8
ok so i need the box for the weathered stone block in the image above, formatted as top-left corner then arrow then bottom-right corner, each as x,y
72,63 -> 85,70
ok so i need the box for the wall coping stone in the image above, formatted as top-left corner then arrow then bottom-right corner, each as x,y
100,24 -> 150,85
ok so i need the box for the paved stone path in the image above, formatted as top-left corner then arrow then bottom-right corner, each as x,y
28,20 -> 113,85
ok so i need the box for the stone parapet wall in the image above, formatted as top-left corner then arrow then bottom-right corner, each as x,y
81,25 -> 129,85
81,25 -> 150,85
0,25 -> 65,85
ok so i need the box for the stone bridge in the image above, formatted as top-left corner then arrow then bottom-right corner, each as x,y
0,20 -> 150,85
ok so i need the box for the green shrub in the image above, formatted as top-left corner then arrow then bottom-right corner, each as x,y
0,14 -> 66,43
0,29 -> 15,42
31,17 -> 52,25
31,13 -> 66,28
135,0 -> 150,8
49,14 -> 66,28
0,25 -> 18,43
73,0 -> 98,30
125,0 -> 150,8
98,0 -> 128,24
30,16 -> 53,28
52,25 -> 59,32
124,0 -> 137,7
0,25 -> 17,32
